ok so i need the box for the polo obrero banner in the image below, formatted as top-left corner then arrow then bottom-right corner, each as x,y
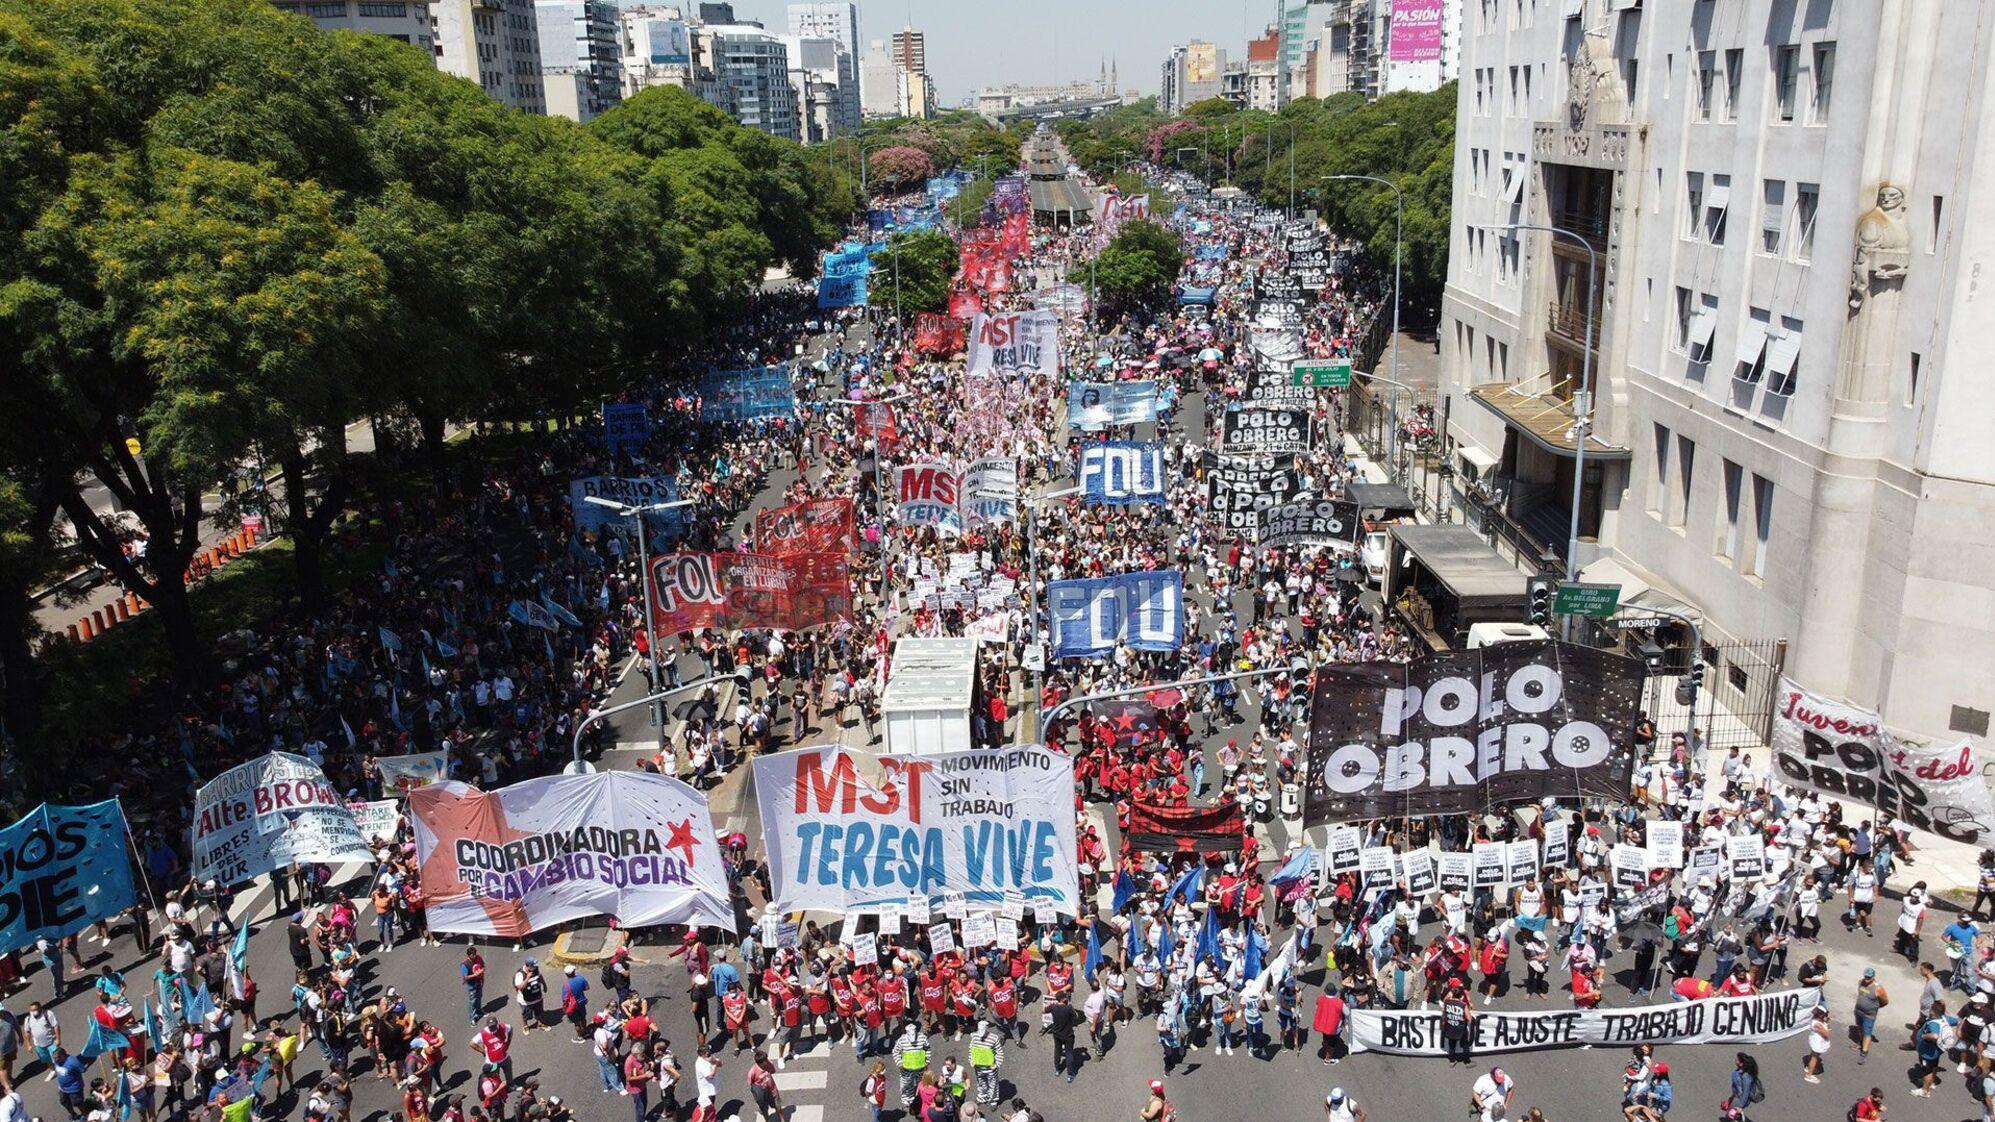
1304,641 -> 1645,822
408,771 -> 734,939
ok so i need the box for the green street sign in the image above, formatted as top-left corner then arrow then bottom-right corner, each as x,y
1554,582 -> 1622,618
1292,361 -> 1353,388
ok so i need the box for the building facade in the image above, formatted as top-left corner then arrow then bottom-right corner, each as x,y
1159,41 -> 1227,114
1247,27 -> 1283,111
858,39 -> 899,118
436,0 -> 546,113
535,0 -> 621,120
617,6 -> 707,98
1438,0 -> 1995,743
784,34 -> 857,140
785,1 -> 859,56
271,0 -> 438,58
697,22 -> 798,139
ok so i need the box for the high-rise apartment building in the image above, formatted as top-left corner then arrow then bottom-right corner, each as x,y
617,6 -> 707,98
535,0 -> 621,121
1246,27 -> 1282,112
1438,0 -> 1995,742
436,0 -> 546,113
269,0 -> 437,58
858,39 -> 900,119
1158,41 -> 1226,114
697,21 -> 798,140
784,35 -> 858,140
786,2 -> 859,56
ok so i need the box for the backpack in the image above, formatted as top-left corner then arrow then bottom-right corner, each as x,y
1161,1102 -> 1180,1122
601,963 -> 618,989
1938,1017 -> 1960,1051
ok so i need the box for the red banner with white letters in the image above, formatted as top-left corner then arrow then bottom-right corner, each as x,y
754,497 -> 856,557
914,311 -> 965,355
648,551 -> 852,636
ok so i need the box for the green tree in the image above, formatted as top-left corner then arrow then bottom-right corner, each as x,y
866,229 -> 956,319
1090,219 -> 1183,311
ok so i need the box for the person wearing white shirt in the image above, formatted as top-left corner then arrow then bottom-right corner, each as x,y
1471,1067 -> 1516,1122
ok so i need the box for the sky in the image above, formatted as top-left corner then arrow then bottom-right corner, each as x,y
719,0 -> 1286,104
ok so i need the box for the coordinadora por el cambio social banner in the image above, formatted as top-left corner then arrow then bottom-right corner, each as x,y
753,744 -> 1079,919
408,771 -> 734,939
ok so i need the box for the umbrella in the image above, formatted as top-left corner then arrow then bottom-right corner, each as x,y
1622,920 -> 1668,945
1331,567 -> 1364,584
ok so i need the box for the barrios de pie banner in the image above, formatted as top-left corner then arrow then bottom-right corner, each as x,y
1305,641 -> 1645,822
0,801 -> 140,954
408,771 -> 734,939
753,745 -> 1080,918
193,752 -> 373,886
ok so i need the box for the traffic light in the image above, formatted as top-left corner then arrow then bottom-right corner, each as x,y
1527,577 -> 1554,626
1676,659 -> 1705,705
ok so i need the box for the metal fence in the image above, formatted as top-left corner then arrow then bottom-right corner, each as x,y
1633,633 -> 1789,754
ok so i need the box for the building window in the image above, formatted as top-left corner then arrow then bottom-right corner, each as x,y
1908,351 -> 1922,405
1810,43 -> 1835,123
1696,51 -> 1717,120
1773,45 -> 1800,122
1687,293 -> 1718,363
1723,49 -> 1742,121
1749,473 -> 1774,577
1931,194 -> 1946,253
357,0 -> 407,14
304,0 -> 346,15
1673,286 -> 1694,351
1650,423 -> 1671,515
1766,317 -> 1803,396
1684,172 -> 1704,240
1621,57 -> 1638,103
1704,173 -> 1730,244
1793,183 -> 1819,262
1734,308 -> 1771,385
1760,179 -> 1786,255
1719,459 -> 1742,562
1672,434 -> 1696,528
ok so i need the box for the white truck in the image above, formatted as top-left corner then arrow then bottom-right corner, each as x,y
881,637 -> 982,756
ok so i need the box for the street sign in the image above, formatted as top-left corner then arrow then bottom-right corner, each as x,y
1292,361 -> 1353,388
1554,582 -> 1622,618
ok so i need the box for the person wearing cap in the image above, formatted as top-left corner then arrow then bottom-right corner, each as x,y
1139,1079 -> 1173,1122
1324,1086 -> 1365,1122
1471,1066 -> 1516,1122
1852,966 -> 1888,1063
513,959 -> 547,1033
968,1018 -> 1005,1105
561,965 -> 591,1041
1440,977 -> 1475,1064
1623,1062 -> 1672,1121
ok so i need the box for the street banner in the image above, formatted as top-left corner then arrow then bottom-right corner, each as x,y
349,800 -> 401,845
1032,284 -> 1089,317
647,551 -> 853,636
1303,642 -> 1645,823
602,402 -> 648,455
1067,381 -> 1160,430
1206,459 -> 1302,533
1080,441 -> 1167,506
895,462 -> 966,532
698,366 -> 795,422
377,751 -> 449,797
756,497 -> 857,557
962,457 -> 1019,526
1122,800 -> 1244,854
1095,700 -> 1160,749
963,613 -> 1010,644
1387,0 -> 1445,62
1351,989 -> 1813,1056
1253,299 -> 1306,331
0,801 -> 140,954
508,599 -> 560,631
1770,677 -> 1995,843
854,401 -> 897,443
1250,329 -> 1305,366
1257,498 -> 1362,548
948,289 -> 983,320
568,476 -> 684,542
752,745 -> 1080,917
193,752 -> 372,886
966,310 -> 1060,376
1246,366 -> 1314,406
1222,406 -> 1314,456
408,771 -> 733,939
914,312 -> 965,355
1047,571 -> 1184,659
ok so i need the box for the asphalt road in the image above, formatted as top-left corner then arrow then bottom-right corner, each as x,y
5,320 -> 1977,1122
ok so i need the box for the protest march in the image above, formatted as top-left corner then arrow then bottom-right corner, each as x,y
2,129 -> 1993,1122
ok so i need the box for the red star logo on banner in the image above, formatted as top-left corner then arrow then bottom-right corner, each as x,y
665,817 -> 701,866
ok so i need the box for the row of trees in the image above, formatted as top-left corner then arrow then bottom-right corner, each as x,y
1055,89 -> 1457,315
0,0 -> 856,734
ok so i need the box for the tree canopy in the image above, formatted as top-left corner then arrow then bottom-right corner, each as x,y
867,229 -> 957,318
0,0 -> 850,728
1090,219 -> 1184,311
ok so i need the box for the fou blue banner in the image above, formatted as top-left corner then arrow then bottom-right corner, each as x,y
0,801 -> 140,955
1047,571 -> 1184,659
1080,441 -> 1167,506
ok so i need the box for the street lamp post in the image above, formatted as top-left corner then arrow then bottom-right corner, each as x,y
584,496 -> 698,745
825,392 -> 910,606
567,674 -> 728,775
1321,173 -> 1405,481
1475,221 -> 1599,598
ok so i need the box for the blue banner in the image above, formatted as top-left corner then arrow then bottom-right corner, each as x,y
1047,571 -> 1184,659
897,205 -> 942,232
567,476 -> 684,545
699,366 -> 796,422
1067,380 -> 1160,430
0,801 -> 139,954
866,208 -> 895,232
926,177 -> 961,202
1178,285 -> 1217,305
818,273 -> 867,308
1079,441 -> 1167,506
1193,244 -> 1229,261
601,402 -> 648,455
824,247 -> 872,279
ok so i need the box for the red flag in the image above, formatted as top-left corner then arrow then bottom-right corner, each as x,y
948,288 -> 983,320
913,311 -> 965,355
754,497 -> 857,557
855,401 -> 897,443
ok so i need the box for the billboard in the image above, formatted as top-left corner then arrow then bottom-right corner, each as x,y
1186,42 -> 1219,84
1388,0 -> 1445,63
646,19 -> 691,65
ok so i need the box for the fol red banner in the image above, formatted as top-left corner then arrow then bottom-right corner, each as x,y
914,311 -> 965,355
648,551 -> 852,636
755,497 -> 857,557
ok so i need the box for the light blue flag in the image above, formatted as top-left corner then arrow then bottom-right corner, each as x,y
378,627 -> 403,652
1166,864 -> 1204,907
540,593 -> 583,629
1243,926 -> 1271,981
1110,870 -> 1136,914
82,1020 -> 129,1059
1196,910 -> 1222,965
230,924 -> 250,970
1266,847 -> 1318,891
184,984 -> 216,1023
1083,922 -> 1103,980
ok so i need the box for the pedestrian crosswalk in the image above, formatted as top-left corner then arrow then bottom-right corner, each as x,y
773,1038 -> 834,1122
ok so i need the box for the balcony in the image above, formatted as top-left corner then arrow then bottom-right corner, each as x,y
1550,210 -> 1609,247
1468,374 -> 1631,461
1546,301 -> 1602,347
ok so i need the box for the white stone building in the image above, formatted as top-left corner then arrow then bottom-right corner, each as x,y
435,0 -> 546,113
1438,0 -> 1995,744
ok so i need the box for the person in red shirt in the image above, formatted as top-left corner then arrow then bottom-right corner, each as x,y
1313,987 -> 1346,1065
831,973 -> 857,1040
1717,966 -> 1756,998
950,976 -> 980,1037
1477,932 -> 1510,1005
474,1018 -> 514,1083
919,967 -> 949,1038
1850,1088 -> 1885,1121
1572,965 -> 1603,1009
776,983 -> 803,1067
879,970 -> 908,1025
1046,958 -> 1074,1003
1673,976 -> 1715,1002
855,982 -> 883,1060
987,973 -> 1019,1041
722,984 -> 752,1052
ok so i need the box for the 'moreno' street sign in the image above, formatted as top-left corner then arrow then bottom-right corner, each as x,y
1293,361 -> 1353,388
